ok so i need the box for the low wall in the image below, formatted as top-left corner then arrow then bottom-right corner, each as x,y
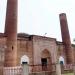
2,64 -> 74,75
30,71 -> 56,75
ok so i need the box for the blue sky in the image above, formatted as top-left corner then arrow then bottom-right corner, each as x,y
0,0 -> 75,43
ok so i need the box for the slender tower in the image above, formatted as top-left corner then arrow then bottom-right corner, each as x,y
4,0 -> 17,67
59,13 -> 74,64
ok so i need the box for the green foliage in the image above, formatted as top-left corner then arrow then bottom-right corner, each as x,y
73,39 -> 75,42
62,73 -> 74,75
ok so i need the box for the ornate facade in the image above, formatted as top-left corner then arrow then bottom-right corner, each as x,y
0,32 -> 75,72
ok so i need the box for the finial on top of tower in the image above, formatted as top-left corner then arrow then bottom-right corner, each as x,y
59,13 -> 66,16
59,13 -> 67,20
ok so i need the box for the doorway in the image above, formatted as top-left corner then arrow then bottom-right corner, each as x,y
41,49 -> 52,71
41,58 -> 47,71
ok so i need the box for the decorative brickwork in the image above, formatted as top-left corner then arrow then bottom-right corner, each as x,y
4,0 -> 17,67
59,13 -> 74,64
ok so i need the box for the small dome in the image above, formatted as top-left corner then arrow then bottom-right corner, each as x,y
21,55 -> 29,64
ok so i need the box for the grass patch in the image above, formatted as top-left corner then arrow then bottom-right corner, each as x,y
62,73 -> 74,75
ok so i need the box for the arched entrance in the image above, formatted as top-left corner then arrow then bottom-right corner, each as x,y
41,49 -> 52,71
21,55 -> 29,65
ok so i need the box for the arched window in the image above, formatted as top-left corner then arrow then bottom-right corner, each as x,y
59,56 -> 64,65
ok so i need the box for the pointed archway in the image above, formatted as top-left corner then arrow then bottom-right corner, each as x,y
41,49 -> 52,71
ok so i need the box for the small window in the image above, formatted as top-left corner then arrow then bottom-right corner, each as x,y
12,46 -> 14,50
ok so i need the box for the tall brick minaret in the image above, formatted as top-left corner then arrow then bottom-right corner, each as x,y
59,13 -> 74,64
4,0 -> 17,67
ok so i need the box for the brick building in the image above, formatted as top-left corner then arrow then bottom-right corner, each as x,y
0,32 -> 75,72
0,0 -> 75,74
